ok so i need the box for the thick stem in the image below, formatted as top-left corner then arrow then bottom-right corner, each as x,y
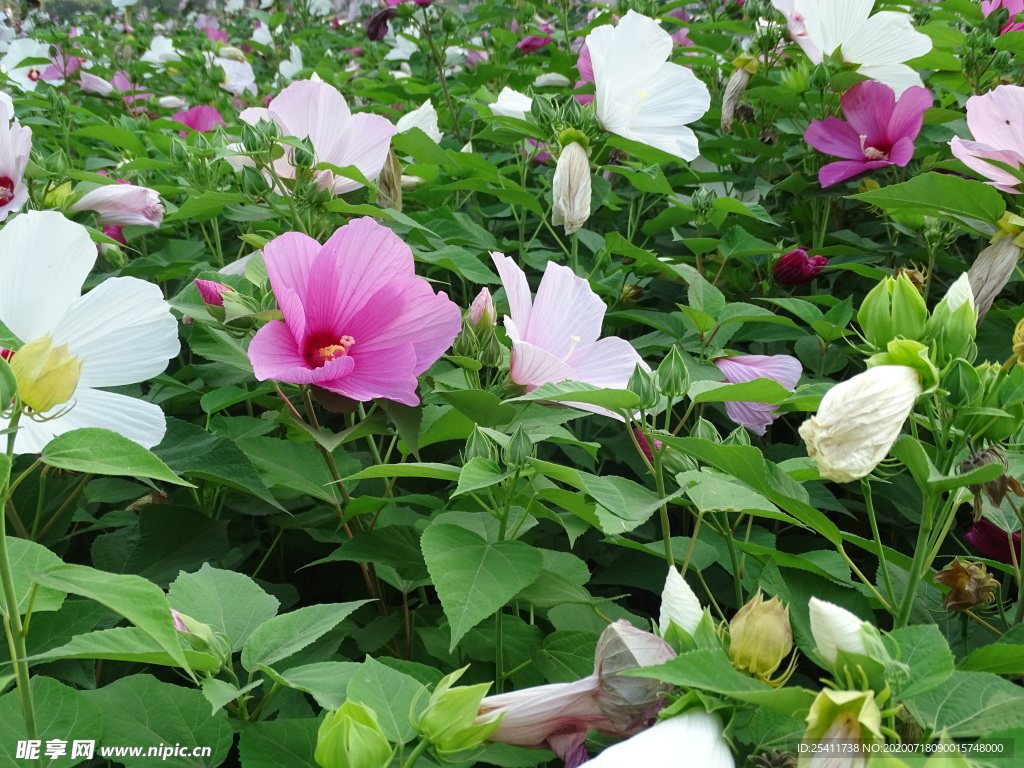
894,493 -> 936,629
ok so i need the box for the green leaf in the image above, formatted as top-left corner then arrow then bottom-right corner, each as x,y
240,601 -> 369,672
884,624 -> 955,699
504,380 -> 639,411
439,390 -> 516,427
347,657 -> 427,743
960,624 -> 1024,675
687,379 -> 793,405
848,173 -> 1005,229
238,437 -> 343,503
41,428 -> 194,487
0,676 -> 104,768
904,670 -> 1024,736
631,648 -> 815,716
312,526 -> 427,580
7,537 -> 66,614
259,661 -> 360,710
168,564 -> 281,652
420,524 -> 543,651
73,124 -> 146,155
454,458 -> 513,497
237,720 -> 318,768
200,678 -> 263,716
891,436 -> 1004,493
33,627 -> 222,671
35,564 -> 192,676
343,462 -> 461,482
154,418 -> 282,510
84,675 -> 233,767
530,631 -> 599,683
164,191 -> 248,222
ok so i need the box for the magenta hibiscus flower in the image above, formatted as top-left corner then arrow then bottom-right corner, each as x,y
248,218 -> 461,406
713,354 -> 802,435
804,81 -> 931,188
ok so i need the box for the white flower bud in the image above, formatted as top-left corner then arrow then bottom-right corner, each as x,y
551,142 -> 592,235
218,46 -> 247,63
490,87 -> 533,120
808,597 -> 868,667
396,100 -> 442,143
798,365 -> 921,483
157,95 -> 188,109
659,566 -> 703,636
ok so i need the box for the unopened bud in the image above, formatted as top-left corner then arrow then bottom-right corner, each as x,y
315,701 -> 393,768
551,142 -> 591,235
656,346 -> 690,399
728,591 -> 794,686
469,288 -> 495,332
504,425 -> 533,469
293,136 -> 316,168
415,667 -> 500,755
627,364 -> 658,410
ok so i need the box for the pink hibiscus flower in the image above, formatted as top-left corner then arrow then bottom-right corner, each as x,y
982,0 -> 1024,33
804,80 -> 931,187
0,102 -> 32,222
248,217 -> 461,406
238,79 -> 397,195
713,354 -> 802,435
492,253 -> 648,419
949,84 -> 1024,194
172,105 -> 225,134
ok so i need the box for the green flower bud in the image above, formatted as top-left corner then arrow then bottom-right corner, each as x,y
925,274 -> 978,366
627,364 -> 659,410
866,339 -> 939,393
857,273 -> 927,350
241,165 -> 270,198
293,137 -> 316,168
315,701 -> 393,768
465,428 -> 494,462
504,426 -> 533,469
479,332 -> 503,368
657,347 -> 691,399
943,360 -> 982,407
414,667 -> 500,756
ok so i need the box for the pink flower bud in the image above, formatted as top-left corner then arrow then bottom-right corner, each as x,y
171,609 -> 189,632
195,279 -> 235,308
772,248 -> 828,285
69,183 -> 164,227
469,288 -> 495,329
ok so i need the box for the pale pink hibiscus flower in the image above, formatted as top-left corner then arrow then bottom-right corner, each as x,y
713,354 -> 801,435
492,253 -> 648,419
238,79 -> 397,195
69,183 -> 164,228
0,101 -> 32,222
949,84 -> 1024,194
248,217 -> 461,405
804,80 -> 931,187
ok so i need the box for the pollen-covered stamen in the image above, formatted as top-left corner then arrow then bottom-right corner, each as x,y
304,333 -> 355,369
562,335 -> 582,362
0,177 -> 15,207
858,135 -> 888,161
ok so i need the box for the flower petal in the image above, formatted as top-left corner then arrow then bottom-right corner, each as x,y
325,112 -> 398,193
528,262 -> 606,354
510,339 -> 577,388
567,336 -> 647,390
249,320 -> 355,384
49,277 -> 179,388
808,597 -> 868,666
659,566 -> 703,635
492,252 -> 535,330
804,116 -> 864,160
323,342 -> 420,405
0,211 -> 93,344
818,159 -> 889,187
582,712 -> 733,767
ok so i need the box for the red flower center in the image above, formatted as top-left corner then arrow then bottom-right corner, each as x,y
304,333 -> 355,369
27,68 -> 41,82
0,177 -> 15,207
859,135 -> 889,161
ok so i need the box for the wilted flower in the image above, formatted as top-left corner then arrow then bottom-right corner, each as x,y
582,712 -> 734,768
934,559 -> 1000,611
660,566 -> 703,636
365,7 -> 398,40
69,183 -> 164,228
552,142 -> 592,235
965,518 -> 1022,565
969,235 -> 1023,324
0,211 -> 179,452
950,85 -> 1024,194
958,445 -> 1024,521
804,81 -> 931,188
729,591 -> 794,686
248,217 -> 461,406
586,11 -> 711,159
773,248 -> 828,285
799,365 -> 922,483
773,0 -> 932,95
713,354 -> 802,435
491,253 -> 648,418
477,621 -> 675,767
0,100 -> 31,222
238,79 -> 397,194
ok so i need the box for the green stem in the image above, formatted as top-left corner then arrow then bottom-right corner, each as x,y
862,478 -> 896,608
420,9 -> 464,144
0,409 -> 39,749
403,738 -> 431,768
894,492 -> 937,629
652,453 -> 673,567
